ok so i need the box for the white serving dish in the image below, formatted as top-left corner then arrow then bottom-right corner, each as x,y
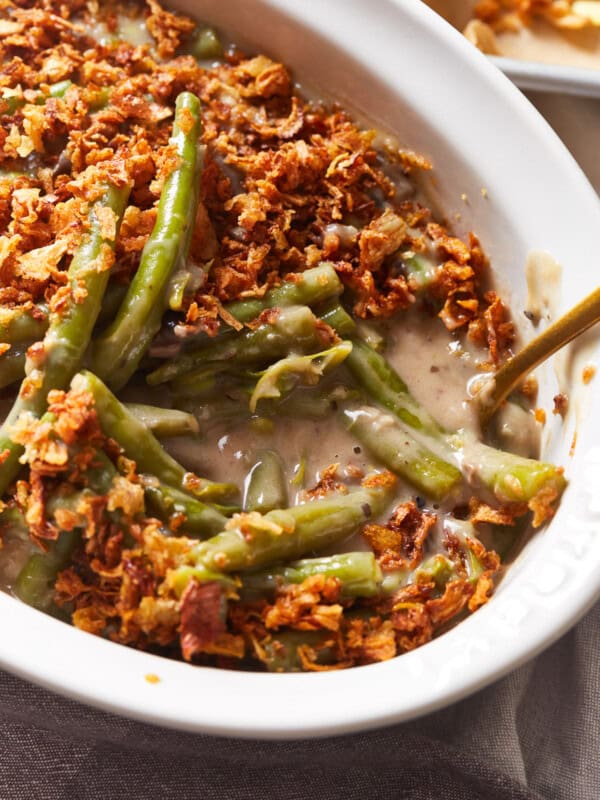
0,0 -> 599,739
426,0 -> 600,98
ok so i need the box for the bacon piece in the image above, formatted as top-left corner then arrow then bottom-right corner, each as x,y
180,580 -> 225,661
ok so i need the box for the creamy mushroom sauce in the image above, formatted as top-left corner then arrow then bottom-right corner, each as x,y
166,310 -> 485,495
158,309 -> 540,560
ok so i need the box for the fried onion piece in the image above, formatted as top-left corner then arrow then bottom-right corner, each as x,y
362,501 -> 437,570
145,0 -> 195,58
468,497 -> 528,527
302,463 -> 348,501
263,574 -> 343,632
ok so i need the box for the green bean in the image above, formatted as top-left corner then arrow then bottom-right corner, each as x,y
165,263 -> 343,357
354,320 -> 384,351
97,282 -> 128,328
0,182 -> 131,495
345,338 -> 444,437
244,545 -> 460,601
124,403 -> 199,437
144,482 -> 228,539
47,80 -> 72,99
343,339 -> 566,507
249,341 -> 352,412
0,305 -> 48,344
0,80 -> 73,117
223,263 -> 342,326
179,383 -> 357,430
0,506 -> 28,539
87,86 -> 112,112
317,299 -> 356,338
259,630 -> 337,673
14,530 -> 79,613
0,346 -> 27,389
169,364 -> 235,400
404,253 -> 436,289
166,564 -> 237,598
147,305 -> 332,386
1,95 -> 23,115
459,438 -> 567,505
342,406 -> 462,500
191,26 -> 224,60
91,92 -> 202,390
244,451 -> 288,513
242,552 -> 382,599
0,306 -> 50,388
272,384 -> 357,419
71,370 -> 237,502
379,553 -> 455,596
186,480 -> 394,573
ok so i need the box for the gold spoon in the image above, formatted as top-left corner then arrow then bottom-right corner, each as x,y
479,285 -> 600,428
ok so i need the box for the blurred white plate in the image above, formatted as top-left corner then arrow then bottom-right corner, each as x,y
425,0 -> 600,98
494,56 -> 600,99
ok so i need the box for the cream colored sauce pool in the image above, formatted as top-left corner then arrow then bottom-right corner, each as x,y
165,309 -> 502,500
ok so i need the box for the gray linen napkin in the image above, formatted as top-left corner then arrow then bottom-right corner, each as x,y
0,600 -> 597,800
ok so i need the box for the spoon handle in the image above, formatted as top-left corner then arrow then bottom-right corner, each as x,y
480,285 -> 600,427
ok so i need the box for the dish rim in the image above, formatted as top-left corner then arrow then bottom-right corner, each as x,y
0,0 -> 599,740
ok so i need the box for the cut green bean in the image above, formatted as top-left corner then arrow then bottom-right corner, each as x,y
0,505 -> 28,539
71,370 -> 237,502
47,79 -> 73,99
1,80 -> 73,117
91,92 -> 202,390
0,304 -> 48,344
144,482 -> 229,538
125,403 -> 199,437
404,253 -> 436,289
272,384 -> 358,419
14,530 -> 78,612
97,282 -> 128,327
185,480 -> 394,574
342,338 -> 566,508
191,26 -> 224,60
170,365 -> 231,400
379,553 -> 455,596
147,305 -> 332,386
0,347 -> 26,389
459,438 -> 567,506
345,338 -> 444,436
317,299 -> 356,338
242,552 -> 382,598
342,406 -> 462,500
260,630 -> 337,673
244,451 -> 288,513
166,564 -> 237,598
224,263 -> 342,326
249,341 -> 352,412
0,182 -> 131,495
